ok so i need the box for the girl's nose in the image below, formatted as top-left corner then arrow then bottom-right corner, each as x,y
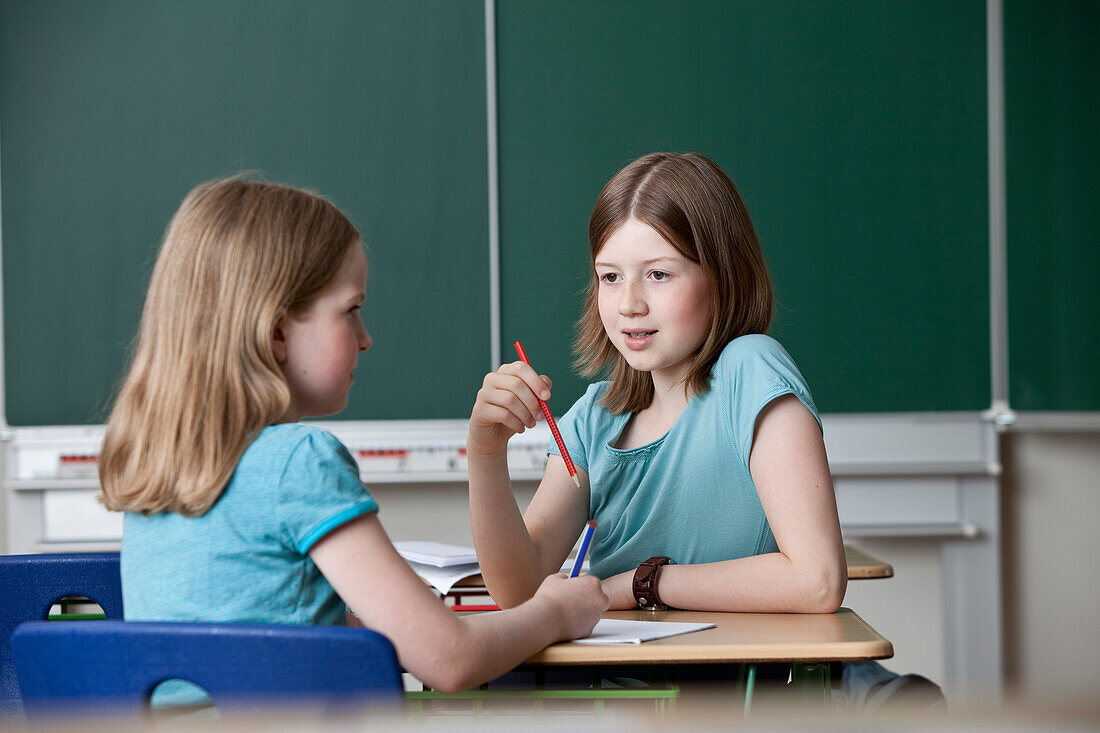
359,324 -> 373,352
618,281 -> 648,316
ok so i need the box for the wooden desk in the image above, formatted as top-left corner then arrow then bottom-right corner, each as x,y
843,545 -> 894,579
411,608 -> 894,713
523,607 -> 892,667
442,544 -> 893,592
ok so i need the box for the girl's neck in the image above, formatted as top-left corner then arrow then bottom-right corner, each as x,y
615,375 -> 692,450
644,372 -> 692,422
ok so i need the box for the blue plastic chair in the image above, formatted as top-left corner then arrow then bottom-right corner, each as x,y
0,552 -> 123,719
12,620 -> 403,718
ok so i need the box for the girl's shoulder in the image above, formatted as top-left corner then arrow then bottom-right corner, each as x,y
569,380 -> 613,417
714,333 -> 798,373
581,379 -> 612,403
559,380 -> 618,432
711,334 -> 814,405
711,335 -> 822,466
251,422 -> 328,449
242,424 -> 352,471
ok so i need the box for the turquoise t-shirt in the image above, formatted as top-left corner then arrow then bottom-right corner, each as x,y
550,334 -> 820,579
122,423 -> 378,626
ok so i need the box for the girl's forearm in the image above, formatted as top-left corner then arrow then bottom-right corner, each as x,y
641,552 -> 847,613
393,593 -> 561,693
466,449 -> 545,606
443,597 -> 562,690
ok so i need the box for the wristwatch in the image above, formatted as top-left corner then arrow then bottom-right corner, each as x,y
632,556 -> 673,610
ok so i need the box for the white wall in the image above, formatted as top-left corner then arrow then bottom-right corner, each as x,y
841,538 -> 945,685
1001,431 -> 1100,704
366,480 -> 537,548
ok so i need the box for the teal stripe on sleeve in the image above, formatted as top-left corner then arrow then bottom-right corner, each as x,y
296,499 -> 379,554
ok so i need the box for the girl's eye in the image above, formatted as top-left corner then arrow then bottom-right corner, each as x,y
349,305 -> 362,315
599,273 -> 620,284
651,271 -> 669,281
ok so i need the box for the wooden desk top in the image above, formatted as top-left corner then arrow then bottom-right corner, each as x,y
843,544 -> 894,579
522,608 -> 893,666
445,545 -> 893,589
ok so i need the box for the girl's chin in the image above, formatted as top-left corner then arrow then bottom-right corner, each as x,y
618,353 -> 695,384
617,351 -> 656,372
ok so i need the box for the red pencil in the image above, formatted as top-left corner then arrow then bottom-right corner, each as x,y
513,340 -> 581,488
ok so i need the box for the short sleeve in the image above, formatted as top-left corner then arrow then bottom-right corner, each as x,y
719,335 -> 821,467
547,382 -> 605,473
277,429 -> 378,554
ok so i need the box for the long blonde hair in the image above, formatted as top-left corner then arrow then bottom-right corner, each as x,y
98,177 -> 360,516
575,152 -> 773,414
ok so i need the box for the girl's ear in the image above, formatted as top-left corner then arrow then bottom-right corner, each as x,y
271,309 -> 289,364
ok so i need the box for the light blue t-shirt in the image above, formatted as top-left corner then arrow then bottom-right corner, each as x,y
122,423 -> 378,626
550,334 -> 820,579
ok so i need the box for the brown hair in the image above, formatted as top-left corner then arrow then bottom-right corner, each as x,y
575,152 -> 773,414
98,177 -> 360,516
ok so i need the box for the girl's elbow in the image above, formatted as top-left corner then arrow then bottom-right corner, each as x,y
484,576 -> 539,610
813,587 -> 845,614
427,668 -> 476,695
404,631 -> 482,693
821,573 -> 847,613
415,654 -> 481,694
485,584 -> 526,610
804,566 -> 846,613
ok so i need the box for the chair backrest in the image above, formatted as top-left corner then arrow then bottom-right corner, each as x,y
0,552 -> 123,719
12,620 -> 403,718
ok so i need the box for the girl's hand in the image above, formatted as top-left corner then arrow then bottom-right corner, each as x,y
468,361 -> 553,457
600,570 -> 638,610
531,572 -> 608,641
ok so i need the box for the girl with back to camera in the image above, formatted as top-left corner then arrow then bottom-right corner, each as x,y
468,152 -> 847,614
98,177 -> 606,703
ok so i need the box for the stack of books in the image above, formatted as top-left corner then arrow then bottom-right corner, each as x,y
393,541 -> 484,597
394,540 -> 591,612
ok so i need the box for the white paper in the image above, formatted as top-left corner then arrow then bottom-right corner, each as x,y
573,619 -> 717,645
406,560 -> 482,594
394,541 -> 478,567
560,557 -> 590,575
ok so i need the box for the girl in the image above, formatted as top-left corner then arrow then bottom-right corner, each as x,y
468,152 -> 847,614
98,177 -> 607,700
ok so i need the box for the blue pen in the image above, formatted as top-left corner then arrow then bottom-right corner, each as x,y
570,520 -> 597,578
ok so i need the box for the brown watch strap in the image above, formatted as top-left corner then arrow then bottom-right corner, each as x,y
633,556 -> 672,610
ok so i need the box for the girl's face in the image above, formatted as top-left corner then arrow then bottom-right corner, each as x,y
595,218 -> 713,391
275,243 -> 372,421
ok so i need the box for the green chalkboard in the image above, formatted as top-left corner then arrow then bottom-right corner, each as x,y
12,1 -> 1085,424
1,0 -> 489,425
496,0 -> 991,414
1005,0 -> 1100,411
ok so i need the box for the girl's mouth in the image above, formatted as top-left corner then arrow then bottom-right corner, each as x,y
623,330 -> 656,349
